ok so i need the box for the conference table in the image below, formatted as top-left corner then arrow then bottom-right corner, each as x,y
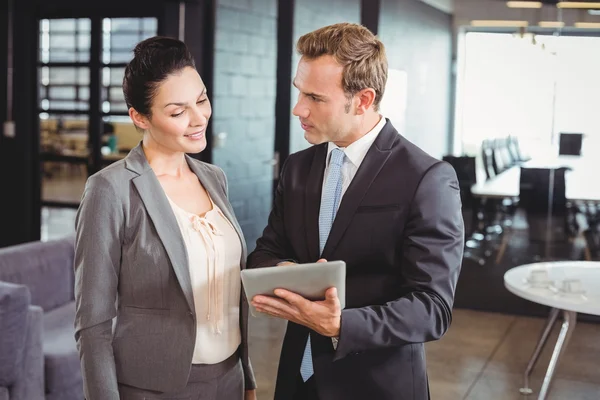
471,155 -> 600,202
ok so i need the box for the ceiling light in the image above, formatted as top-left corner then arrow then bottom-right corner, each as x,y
557,2 -> 600,9
538,21 -> 566,27
574,21 -> 600,27
470,20 -> 529,27
507,1 -> 543,8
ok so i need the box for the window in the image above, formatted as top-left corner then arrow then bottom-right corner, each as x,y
101,18 -> 157,114
455,32 -> 600,158
39,19 -> 91,116
38,17 -> 158,209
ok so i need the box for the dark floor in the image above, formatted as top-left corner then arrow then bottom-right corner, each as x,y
456,209 -> 600,324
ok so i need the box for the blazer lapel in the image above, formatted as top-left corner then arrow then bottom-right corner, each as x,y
321,121 -> 398,259
305,144 -> 328,262
186,157 -> 248,269
126,145 -> 195,313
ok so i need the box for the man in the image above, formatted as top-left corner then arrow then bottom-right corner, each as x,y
247,23 -> 464,400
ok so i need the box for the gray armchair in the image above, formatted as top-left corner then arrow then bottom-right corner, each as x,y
0,281 -> 44,400
0,237 -> 81,400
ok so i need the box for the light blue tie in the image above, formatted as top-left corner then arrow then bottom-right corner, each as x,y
300,148 -> 345,382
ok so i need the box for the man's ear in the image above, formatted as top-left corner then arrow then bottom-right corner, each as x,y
354,88 -> 376,115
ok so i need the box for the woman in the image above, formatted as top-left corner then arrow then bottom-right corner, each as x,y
74,36 -> 257,400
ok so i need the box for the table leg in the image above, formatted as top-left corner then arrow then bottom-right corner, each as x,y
520,308 -> 560,395
537,310 -> 577,400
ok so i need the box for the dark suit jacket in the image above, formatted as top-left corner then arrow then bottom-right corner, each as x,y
74,144 -> 255,399
247,120 -> 464,400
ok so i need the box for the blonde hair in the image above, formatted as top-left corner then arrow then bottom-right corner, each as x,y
296,22 -> 388,111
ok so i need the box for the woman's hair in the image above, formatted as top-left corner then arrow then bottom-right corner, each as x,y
123,36 -> 196,118
297,23 -> 388,111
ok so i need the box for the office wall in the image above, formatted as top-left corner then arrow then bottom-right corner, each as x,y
211,0 -> 277,251
379,0 -> 453,159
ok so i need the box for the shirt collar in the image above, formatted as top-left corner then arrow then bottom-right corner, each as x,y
326,115 -> 386,169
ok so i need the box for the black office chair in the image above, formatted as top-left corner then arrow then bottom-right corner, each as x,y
519,168 -> 567,218
480,139 -> 516,237
507,135 -> 530,163
443,155 -> 487,265
559,133 -> 584,156
584,208 -> 600,260
481,140 -> 497,180
498,167 -> 590,262
443,155 -> 479,234
493,138 -> 512,173
489,138 -> 519,236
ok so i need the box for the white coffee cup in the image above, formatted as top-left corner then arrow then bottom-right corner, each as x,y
561,279 -> 584,294
528,269 -> 551,287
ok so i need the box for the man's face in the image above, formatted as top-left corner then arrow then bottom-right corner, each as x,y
292,55 -> 355,145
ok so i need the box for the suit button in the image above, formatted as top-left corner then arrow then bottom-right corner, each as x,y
188,311 -> 193,317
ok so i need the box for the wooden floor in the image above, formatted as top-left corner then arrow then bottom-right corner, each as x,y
249,309 -> 600,400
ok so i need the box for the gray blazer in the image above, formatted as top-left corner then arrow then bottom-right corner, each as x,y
74,144 -> 256,399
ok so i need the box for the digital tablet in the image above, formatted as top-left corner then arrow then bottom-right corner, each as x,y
241,261 -> 346,317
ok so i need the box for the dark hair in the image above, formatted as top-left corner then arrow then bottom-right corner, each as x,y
123,36 -> 196,118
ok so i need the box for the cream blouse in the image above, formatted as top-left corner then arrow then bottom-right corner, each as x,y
168,194 -> 242,364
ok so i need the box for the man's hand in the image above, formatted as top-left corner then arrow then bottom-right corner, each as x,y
252,257 -> 341,337
277,258 -> 327,266
245,389 -> 257,400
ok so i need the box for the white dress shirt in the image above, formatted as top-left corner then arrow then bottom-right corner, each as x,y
322,115 -> 387,204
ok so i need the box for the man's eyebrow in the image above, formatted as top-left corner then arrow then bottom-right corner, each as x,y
292,80 -> 325,99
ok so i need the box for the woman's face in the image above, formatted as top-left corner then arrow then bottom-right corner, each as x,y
133,66 -> 211,155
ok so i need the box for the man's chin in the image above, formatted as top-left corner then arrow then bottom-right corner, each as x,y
304,131 -> 326,145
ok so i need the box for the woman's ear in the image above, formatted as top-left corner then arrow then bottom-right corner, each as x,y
128,108 -> 150,131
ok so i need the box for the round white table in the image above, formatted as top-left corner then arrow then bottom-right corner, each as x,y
504,261 -> 600,399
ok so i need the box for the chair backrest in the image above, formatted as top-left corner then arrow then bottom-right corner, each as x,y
0,237 -> 75,313
508,136 -> 530,162
494,138 -> 512,172
559,133 -> 583,156
442,155 -> 476,186
481,140 -> 497,180
443,155 -> 476,206
519,167 -> 567,216
506,136 -> 519,163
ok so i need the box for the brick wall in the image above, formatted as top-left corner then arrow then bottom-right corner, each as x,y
289,0 -> 361,154
211,0 -> 277,251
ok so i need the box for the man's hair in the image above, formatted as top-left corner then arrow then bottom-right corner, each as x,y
296,23 -> 388,112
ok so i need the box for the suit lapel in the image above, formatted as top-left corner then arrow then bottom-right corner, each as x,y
127,146 -> 195,313
321,121 -> 398,259
305,144 -> 328,262
125,144 -> 248,313
186,158 -> 248,269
